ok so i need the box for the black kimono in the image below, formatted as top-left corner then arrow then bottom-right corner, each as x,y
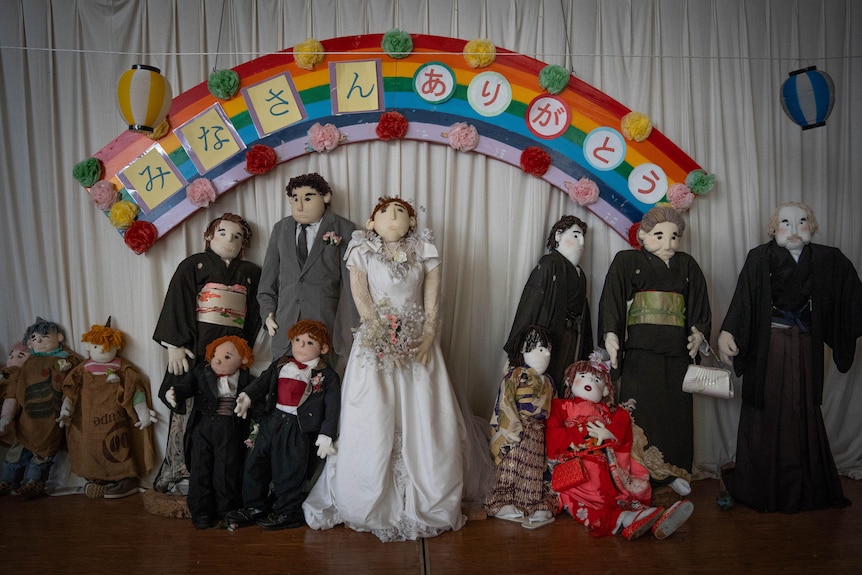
720,241 -> 862,512
599,249 -> 711,478
504,250 -> 593,395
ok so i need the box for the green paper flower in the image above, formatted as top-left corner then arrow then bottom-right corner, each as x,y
208,69 -> 240,100
73,157 -> 103,188
538,65 -> 570,94
382,29 -> 413,59
686,169 -> 716,195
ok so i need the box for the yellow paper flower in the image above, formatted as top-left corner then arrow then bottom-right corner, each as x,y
294,38 -> 325,70
463,38 -> 496,68
621,111 -> 653,142
108,200 -> 139,230
146,118 -> 170,140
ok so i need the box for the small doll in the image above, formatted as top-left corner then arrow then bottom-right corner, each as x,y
545,355 -> 693,539
166,335 -> 255,529
0,342 -> 30,442
486,325 -> 557,528
57,318 -> 158,499
226,319 -> 341,531
0,317 -> 83,499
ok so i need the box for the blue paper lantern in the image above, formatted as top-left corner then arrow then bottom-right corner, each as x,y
780,66 -> 835,130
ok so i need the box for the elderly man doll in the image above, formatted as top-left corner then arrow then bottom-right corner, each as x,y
718,202 -> 862,513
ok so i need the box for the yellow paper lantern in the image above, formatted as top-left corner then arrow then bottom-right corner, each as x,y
116,65 -> 173,134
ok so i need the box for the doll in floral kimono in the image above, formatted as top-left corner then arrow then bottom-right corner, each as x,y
545,356 -> 693,539
58,318 -> 158,499
486,325 -> 556,528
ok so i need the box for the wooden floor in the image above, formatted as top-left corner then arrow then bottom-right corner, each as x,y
1,478 -> 860,574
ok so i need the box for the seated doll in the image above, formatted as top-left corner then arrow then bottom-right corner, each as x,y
0,317 -> 83,499
57,318 -> 158,499
545,356 -> 693,539
166,335 -> 254,529
486,325 -> 556,529
0,342 -> 30,481
226,319 -> 341,531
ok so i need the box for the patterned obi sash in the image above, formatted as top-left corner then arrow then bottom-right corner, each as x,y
627,291 -> 685,327
196,282 -> 248,328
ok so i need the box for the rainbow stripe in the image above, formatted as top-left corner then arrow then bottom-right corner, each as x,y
91,33 -> 703,247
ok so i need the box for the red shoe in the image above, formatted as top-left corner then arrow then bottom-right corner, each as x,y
652,499 -> 694,540
621,506 -> 664,540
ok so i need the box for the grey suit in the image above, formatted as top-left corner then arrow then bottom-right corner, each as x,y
258,209 -> 357,359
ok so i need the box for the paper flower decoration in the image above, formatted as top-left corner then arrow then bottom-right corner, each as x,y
520,146 -> 551,177
208,69 -> 240,100
463,38 -> 496,68
123,220 -> 158,254
245,144 -> 277,175
538,64 -> 571,94
186,178 -> 218,208
667,183 -> 695,211
108,200 -> 139,231
565,177 -> 600,206
376,111 -> 408,140
685,169 -> 716,195
442,122 -> 479,152
307,122 -> 344,153
294,38 -> 325,70
382,29 -> 413,59
620,111 -> 653,142
73,157 -> 103,188
628,222 -> 642,248
146,118 -> 170,140
89,180 -> 118,211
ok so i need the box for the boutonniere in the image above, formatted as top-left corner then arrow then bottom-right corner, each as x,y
56,359 -> 71,372
244,421 -> 259,449
322,231 -> 342,246
106,369 -> 120,383
310,372 -> 325,393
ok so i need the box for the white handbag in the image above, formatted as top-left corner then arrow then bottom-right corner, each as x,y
682,343 -> 734,399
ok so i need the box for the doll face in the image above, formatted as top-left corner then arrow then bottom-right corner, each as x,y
569,371 -> 607,403
85,342 -> 118,364
7,346 -> 30,368
290,185 -> 330,225
291,332 -> 328,364
369,202 -> 415,243
639,221 -> 680,262
209,340 -> 246,376
554,223 -> 585,267
209,219 -> 246,261
28,330 -> 63,354
775,205 -> 812,251
522,343 -> 551,376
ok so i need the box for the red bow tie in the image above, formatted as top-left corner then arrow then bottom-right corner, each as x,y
289,357 -> 308,370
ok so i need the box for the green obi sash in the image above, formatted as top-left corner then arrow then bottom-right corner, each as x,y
627,291 -> 685,327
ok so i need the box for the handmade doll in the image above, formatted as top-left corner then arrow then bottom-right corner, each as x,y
545,356 -> 693,539
0,317 -> 83,499
166,335 -> 254,529
57,318 -> 158,499
227,319 -> 340,530
152,212 -> 261,494
0,342 -> 30,479
485,324 -> 556,528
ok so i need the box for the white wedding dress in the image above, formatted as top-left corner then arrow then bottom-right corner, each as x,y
303,230 -> 468,542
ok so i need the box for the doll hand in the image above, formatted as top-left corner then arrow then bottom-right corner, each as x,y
416,333 -> 434,365
133,403 -> 158,429
315,434 -> 337,458
265,313 -> 278,337
604,333 -> 620,369
165,387 -> 177,409
0,415 -> 11,434
55,397 -> 74,428
687,326 -> 705,359
717,330 -> 739,367
167,345 -> 195,376
586,421 -> 615,445
234,392 -> 251,419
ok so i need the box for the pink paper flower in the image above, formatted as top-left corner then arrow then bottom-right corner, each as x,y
89,180 -> 118,211
307,123 -> 344,153
443,122 -> 479,152
667,183 -> 695,211
565,177 -> 600,206
186,178 -> 217,208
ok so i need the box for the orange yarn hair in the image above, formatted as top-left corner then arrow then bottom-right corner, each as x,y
287,319 -> 331,352
205,335 -> 254,368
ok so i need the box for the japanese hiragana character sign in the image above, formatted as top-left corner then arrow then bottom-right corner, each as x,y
526,95 -> 571,139
175,104 -> 246,174
467,71 -> 512,117
242,72 -> 307,137
584,127 -> 626,172
413,62 -> 456,104
330,60 -> 383,114
628,163 -> 668,205
117,144 -> 187,213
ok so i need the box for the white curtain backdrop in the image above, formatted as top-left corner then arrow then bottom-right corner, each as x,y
1,0 -> 860,489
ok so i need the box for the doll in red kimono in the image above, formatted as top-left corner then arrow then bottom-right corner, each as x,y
545,356 -> 693,539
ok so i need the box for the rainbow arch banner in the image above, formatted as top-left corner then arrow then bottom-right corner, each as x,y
84,33 -> 709,253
